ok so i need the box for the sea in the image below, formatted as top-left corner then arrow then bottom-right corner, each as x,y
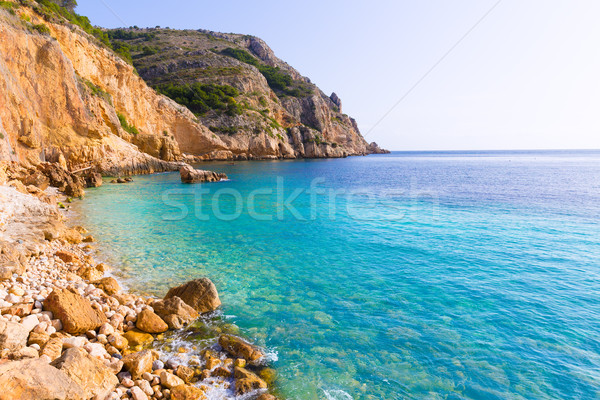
72,150 -> 600,400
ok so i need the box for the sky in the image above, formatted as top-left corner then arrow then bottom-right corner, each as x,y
76,0 -> 600,151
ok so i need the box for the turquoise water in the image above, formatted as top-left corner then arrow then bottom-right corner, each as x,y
74,151 -> 600,400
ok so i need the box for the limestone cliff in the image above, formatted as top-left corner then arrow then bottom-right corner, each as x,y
0,0 -> 385,175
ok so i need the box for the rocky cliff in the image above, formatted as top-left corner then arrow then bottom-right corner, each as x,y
0,0 -> 386,175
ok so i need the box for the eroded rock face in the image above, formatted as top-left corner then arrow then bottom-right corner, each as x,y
218,334 -> 264,362
0,358 -> 85,400
179,165 -> 227,184
164,278 -> 221,314
43,288 -> 106,334
51,347 -> 119,400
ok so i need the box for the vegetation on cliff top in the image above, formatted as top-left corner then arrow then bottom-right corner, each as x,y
155,82 -> 243,117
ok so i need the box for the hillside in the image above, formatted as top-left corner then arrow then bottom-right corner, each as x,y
0,0 -> 387,175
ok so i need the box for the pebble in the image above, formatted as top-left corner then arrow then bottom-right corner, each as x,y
152,360 -> 164,371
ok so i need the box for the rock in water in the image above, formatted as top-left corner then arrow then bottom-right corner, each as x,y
233,366 -> 268,395
152,296 -> 199,329
179,165 -> 227,184
218,334 -> 264,362
164,278 -> 221,314
43,288 -> 106,334
0,358 -> 85,400
51,347 -> 119,400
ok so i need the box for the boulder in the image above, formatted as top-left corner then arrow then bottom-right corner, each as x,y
77,265 -> 103,281
218,335 -> 264,362
92,277 -> 120,295
136,309 -> 168,334
233,366 -> 267,395
152,296 -> 198,328
0,358 -> 85,400
51,347 -> 119,400
164,278 -> 220,314
0,320 -> 29,350
36,162 -> 85,197
84,172 -> 103,188
175,365 -> 194,383
43,288 -> 106,334
179,165 -> 227,184
159,370 -> 185,389
122,350 -> 154,379
170,384 -> 207,400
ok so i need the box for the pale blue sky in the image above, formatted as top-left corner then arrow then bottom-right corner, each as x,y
77,0 -> 600,151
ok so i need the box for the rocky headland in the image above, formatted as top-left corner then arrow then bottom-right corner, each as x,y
0,0 -> 387,178
0,160 -> 278,399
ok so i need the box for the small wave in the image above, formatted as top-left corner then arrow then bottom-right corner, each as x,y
323,389 -> 353,400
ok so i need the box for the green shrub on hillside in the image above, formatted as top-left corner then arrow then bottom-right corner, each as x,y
117,113 -> 139,135
155,82 -> 242,117
221,48 -> 311,97
32,23 -> 51,35
0,1 -> 18,14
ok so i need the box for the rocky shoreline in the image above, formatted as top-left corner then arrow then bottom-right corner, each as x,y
0,161 -> 278,400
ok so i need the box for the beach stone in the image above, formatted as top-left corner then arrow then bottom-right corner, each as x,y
211,366 -> 231,378
2,302 -> 34,317
152,360 -> 164,371
28,331 -> 50,346
218,334 -> 264,362
136,309 -> 168,334
55,251 -> 78,264
84,342 -> 108,359
92,277 -> 120,295
52,347 -> 119,400
21,314 -> 39,332
108,333 -> 128,350
123,330 -> 154,347
122,350 -> 154,379
170,384 -> 206,400
62,336 -> 86,349
164,278 -> 220,314
175,365 -> 194,383
77,265 -> 103,282
10,346 -> 39,359
0,358 -> 85,400
43,288 -> 106,334
0,319 -> 29,350
160,370 -> 185,389
233,366 -> 267,395
62,228 -> 83,244
130,386 -> 149,400
41,337 -> 64,361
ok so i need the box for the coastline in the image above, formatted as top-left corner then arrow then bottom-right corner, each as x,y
0,161 -> 278,400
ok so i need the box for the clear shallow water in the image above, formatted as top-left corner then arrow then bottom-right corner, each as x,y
73,151 -> 600,400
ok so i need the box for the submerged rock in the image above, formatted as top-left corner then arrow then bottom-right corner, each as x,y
179,165 -> 227,184
164,278 -> 221,314
218,334 -> 264,362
